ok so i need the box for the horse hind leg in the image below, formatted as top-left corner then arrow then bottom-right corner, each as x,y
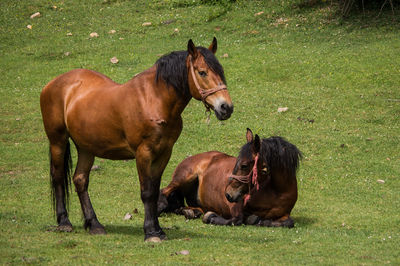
157,187 -> 185,215
49,140 -> 73,232
73,149 -> 106,234
259,215 -> 294,228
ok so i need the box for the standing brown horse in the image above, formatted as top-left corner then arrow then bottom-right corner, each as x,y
40,38 -> 233,242
158,129 -> 301,227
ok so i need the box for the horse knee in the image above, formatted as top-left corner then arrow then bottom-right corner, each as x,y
141,188 -> 159,203
73,174 -> 88,193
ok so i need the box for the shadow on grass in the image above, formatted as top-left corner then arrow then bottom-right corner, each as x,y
105,224 -> 205,241
294,216 -> 317,227
103,215 -> 316,242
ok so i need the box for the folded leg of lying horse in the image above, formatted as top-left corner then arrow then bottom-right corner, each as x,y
202,211 -> 244,226
245,214 -> 294,228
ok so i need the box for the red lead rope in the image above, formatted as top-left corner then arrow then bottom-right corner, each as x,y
229,153 -> 260,206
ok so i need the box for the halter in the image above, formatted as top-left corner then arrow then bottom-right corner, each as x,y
188,55 -> 227,112
228,153 -> 260,206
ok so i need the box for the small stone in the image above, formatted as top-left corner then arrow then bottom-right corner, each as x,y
91,165 -> 100,171
66,32 -> 72,36
174,250 -> 190,256
162,19 -> 176,25
108,29 -> 116,34
124,213 -> 132,220
277,107 -> 289,113
30,12 -> 41,19
64,52 -> 71,56
377,179 -> 385,184
222,53 -> 229,58
254,11 -> 264,16
174,28 -> 179,33
142,22 -> 152,26
27,25 -> 32,29
110,56 -> 119,64
89,32 -> 99,38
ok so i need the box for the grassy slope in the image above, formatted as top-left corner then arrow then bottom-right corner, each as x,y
1,0 -> 399,264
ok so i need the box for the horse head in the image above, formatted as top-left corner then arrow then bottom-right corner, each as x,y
186,37 -> 233,120
225,128 -> 269,203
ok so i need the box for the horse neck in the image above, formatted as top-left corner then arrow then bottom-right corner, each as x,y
127,66 -> 192,119
267,169 -> 297,192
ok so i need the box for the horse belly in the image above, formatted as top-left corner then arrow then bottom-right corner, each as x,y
198,160 -> 235,218
65,87 -> 138,159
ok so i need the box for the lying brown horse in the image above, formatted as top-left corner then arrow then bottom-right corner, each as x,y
40,38 -> 233,242
158,129 -> 301,227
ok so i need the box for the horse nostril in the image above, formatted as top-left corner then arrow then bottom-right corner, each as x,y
221,103 -> 228,113
220,103 -> 233,114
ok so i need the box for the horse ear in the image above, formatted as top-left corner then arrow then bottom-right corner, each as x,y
246,128 -> 253,143
253,134 -> 261,154
208,37 -> 217,54
187,39 -> 198,59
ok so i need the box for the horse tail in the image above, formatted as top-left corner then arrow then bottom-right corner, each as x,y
49,140 -> 73,214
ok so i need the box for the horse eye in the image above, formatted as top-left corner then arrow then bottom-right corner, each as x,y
240,164 -> 249,170
261,168 -> 268,174
198,71 -> 207,77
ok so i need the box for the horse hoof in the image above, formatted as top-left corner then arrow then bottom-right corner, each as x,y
182,209 -> 195,219
56,225 -> 73,232
89,227 -> 107,235
202,211 -> 217,224
145,236 -> 162,243
160,234 -> 168,241
245,215 -> 261,225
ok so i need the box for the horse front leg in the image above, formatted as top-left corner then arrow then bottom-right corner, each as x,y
202,211 -> 243,226
136,146 -> 172,242
202,202 -> 244,226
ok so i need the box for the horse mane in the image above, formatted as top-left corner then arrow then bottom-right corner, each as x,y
155,47 -> 226,98
260,137 -> 302,176
239,136 -> 302,176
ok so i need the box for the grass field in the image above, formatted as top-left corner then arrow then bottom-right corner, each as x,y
1,0 -> 399,264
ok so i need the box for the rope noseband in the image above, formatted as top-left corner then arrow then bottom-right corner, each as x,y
228,153 -> 260,206
188,55 -> 227,111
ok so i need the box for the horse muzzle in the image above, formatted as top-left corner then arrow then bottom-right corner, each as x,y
214,101 -> 233,121
225,190 -> 243,203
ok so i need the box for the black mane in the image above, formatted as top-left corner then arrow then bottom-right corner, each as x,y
155,47 -> 226,98
240,136 -> 302,176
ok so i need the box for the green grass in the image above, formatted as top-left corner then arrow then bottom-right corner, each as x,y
1,0 -> 399,264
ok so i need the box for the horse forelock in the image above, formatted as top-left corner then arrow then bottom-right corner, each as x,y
155,46 -> 226,98
197,47 -> 226,85
260,137 -> 302,176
